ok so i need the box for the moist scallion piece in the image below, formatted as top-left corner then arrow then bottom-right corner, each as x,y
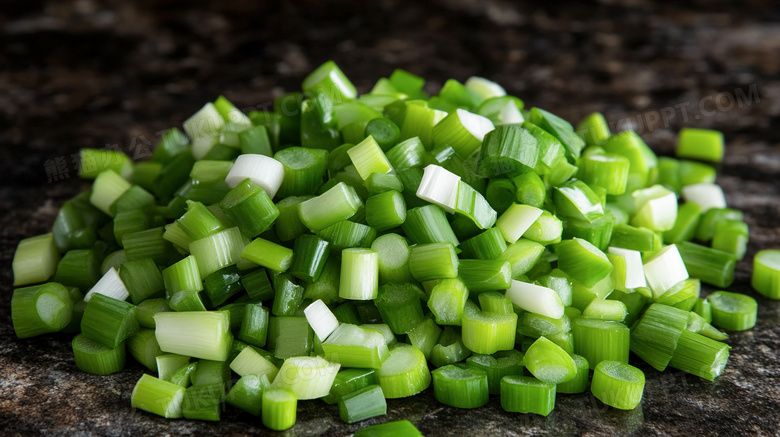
53,249 -> 101,291
169,290 -> 207,312
427,278 -> 469,325
371,233 -> 415,284
322,323 -> 390,369
135,298 -> 170,329
154,311 -> 232,361
630,303 -> 689,371
182,382 -> 225,421
155,354 -> 190,381
271,356 -> 340,400
402,204 -> 459,246
663,202 -> 702,244
262,388 -> 297,431
523,211 -> 563,246
415,164 -> 461,213
348,136 -> 394,180
12,233 -> 60,287
478,125 -> 538,177
241,269 -> 275,302
273,147 -> 328,197
496,204 -> 543,244
407,318 -> 443,359
84,267 -> 130,302
431,364 -> 489,409
303,299 -> 339,342
429,326 -> 471,367
510,172 -> 545,209
460,228 -> 507,260
553,180 -> 604,222
655,278 -> 700,311
385,137 -> 426,171
752,249 -> 780,299
454,181 -> 497,230
678,160 -> 717,188
118,258 -> 165,304
89,170 -> 132,216
707,291 -> 758,331
322,368 -> 378,405
288,235 -> 331,283
271,273 -> 304,316
338,385 -> 387,423
81,293 -> 138,348
582,299 -> 628,322
226,374 -> 271,416
556,238 -> 613,288
274,195 -> 313,242
677,241 -> 737,288
590,360 -> 645,410
202,266 -> 243,308
485,178 -> 516,215
696,208 -> 743,242
523,336 -> 577,384
409,243 -> 459,281
242,237 -> 293,272
562,211 -> 615,251
571,318 -> 629,368
497,238 -> 544,279
461,301 -> 517,354
643,244 -> 689,298
556,354 -> 589,394
580,153 -> 630,195
375,343 -> 431,398
11,282 -> 73,338
668,330 -> 730,380
681,183 -> 727,214
432,108 -> 494,159
500,375 -> 556,416
365,172 -> 405,196
465,350 -> 524,395
299,182 -> 362,232
72,334 -> 126,375
631,185 -> 678,231
131,374 -> 185,419
607,247 -> 646,292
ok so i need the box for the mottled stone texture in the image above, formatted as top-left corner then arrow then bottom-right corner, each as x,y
1,0 -> 779,435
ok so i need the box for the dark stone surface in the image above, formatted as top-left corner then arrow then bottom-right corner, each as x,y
1,0 -> 779,435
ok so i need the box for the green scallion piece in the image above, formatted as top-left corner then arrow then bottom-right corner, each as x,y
676,127 -> 724,162
242,237 -> 294,272
334,384 -> 390,427
375,343 -> 431,398
230,345 -> 279,380
299,182 -> 363,232
460,228 -> 507,260
136,298 -> 170,329
239,303 -> 270,347
407,317 -> 443,359
402,204 -> 459,246
11,282 -> 73,338
386,137 -> 426,170
271,273 -> 304,316
630,303 -> 689,371
338,248 -> 379,300
571,318 -> 629,369
354,420 -> 423,437
288,235 -> 331,283
274,195 -> 312,242
72,334 -> 126,375
162,255 -> 202,296
81,293 -> 138,348
430,326 -> 471,368
668,330 -> 730,380
12,233 -> 60,287
500,375 -> 556,416
53,249 -> 101,291
272,355 -> 340,400
752,249 -> 780,299
466,350 -> 524,395
523,336 -> 577,384
556,354 -> 589,394
274,147 -> 328,197
260,387 -> 296,431
707,291 -> 757,331
317,220 -> 377,252
582,300 -> 628,322
459,259 -> 512,293
168,289 -> 206,312
431,364 -> 489,409
370,233 -> 414,285
610,224 -> 661,252
427,278 -> 469,325
677,241 -> 737,288
485,178 -> 516,215
556,238 -> 613,288
154,311 -> 232,361
462,301 -> 517,354
118,258 -> 164,304
226,374 -> 271,416
678,159 -> 717,187
127,329 -> 162,371
366,190 -> 407,231
712,220 -> 749,260
497,239 -> 544,279
182,382 -> 224,421
303,258 -> 341,304
478,125 -> 538,178
241,268 -> 275,302
267,317 -> 313,359
664,202 -> 702,244
131,374 -> 185,419
695,208 -> 743,242
409,243 -> 459,281
374,283 -> 425,335
590,360 -> 645,410
322,323 -> 390,369
219,178 -> 280,238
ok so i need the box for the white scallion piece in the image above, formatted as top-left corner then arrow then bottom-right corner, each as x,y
416,164 -> 461,213
84,267 -> 130,302
225,154 -> 285,198
303,299 -> 340,342
630,185 -> 678,231
465,77 -> 507,100
505,280 -> 565,319
607,247 -> 647,290
183,102 -> 224,141
681,183 -> 727,213
643,244 -> 689,298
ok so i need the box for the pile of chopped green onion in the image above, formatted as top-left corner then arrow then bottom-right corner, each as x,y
11,60 -> 779,432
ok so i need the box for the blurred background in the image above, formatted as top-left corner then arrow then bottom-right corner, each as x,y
1,0 -> 779,435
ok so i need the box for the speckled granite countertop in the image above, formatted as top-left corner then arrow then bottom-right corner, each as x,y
1,1 -> 779,435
